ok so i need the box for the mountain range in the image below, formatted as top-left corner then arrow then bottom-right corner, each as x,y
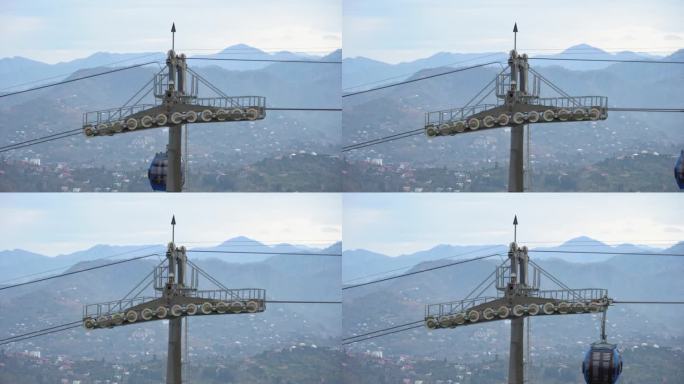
342,43 -> 675,91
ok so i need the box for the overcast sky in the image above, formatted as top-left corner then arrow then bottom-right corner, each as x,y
344,194 -> 684,256
344,0 -> 684,63
0,194 -> 341,256
0,0 -> 341,63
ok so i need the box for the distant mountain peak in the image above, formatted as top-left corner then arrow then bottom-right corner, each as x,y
561,236 -> 605,246
563,44 -> 607,54
220,44 -> 264,54
219,236 -> 263,246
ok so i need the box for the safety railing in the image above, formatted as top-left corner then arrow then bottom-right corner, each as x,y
529,96 -> 608,109
84,296 -> 158,318
532,288 -> 608,303
83,104 -> 158,126
193,288 -> 266,302
425,103 -> 501,126
187,96 -> 266,109
425,296 -> 499,318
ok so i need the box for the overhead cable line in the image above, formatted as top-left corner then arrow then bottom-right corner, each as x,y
266,107 -> 342,112
0,129 -> 82,152
343,320 -> 424,341
0,253 -> 160,292
0,322 -> 82,347
342,253 -> 502,290
0,53 -> 163,92
529,57 -> 684,64
0,61 -> 159,98
342,324 -> 424,345
187,250 -> 341,257
0,321 -> 82,343
265,300 -> 341,304
607,107 -> 684,112
343,245 -> 504,284
0,245 -> 162,285
343,53 -> 505,92
614,300 -> 684,304
342,129 -> 424,152
186,57 -> 341,64
0,131 -> 82,154
342,61 -> 501,98
529,250 -> 684,257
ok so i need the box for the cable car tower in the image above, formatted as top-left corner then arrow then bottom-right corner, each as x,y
424,23 -> 609,192
82,216 -> 266,384
424,216 -> 614,384
81,23 -> 266,192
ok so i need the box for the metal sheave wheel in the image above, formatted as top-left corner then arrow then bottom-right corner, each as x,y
483,115 -> 496,128
245,108 -> 259,121
542,110 -> 555,122
528,303 -> 540,316
426,317 -> 438,329
155,114 -> 168,126
542,302 -> 555,315
558,302 -> 570,314
84,318 -> 97,329
438,315 -> 452,327
141,115 -> 154,128
170,112 -> 183,124
171,304 -> 183,317
126,310 -> 138,323
216,109 -> 228,121
558,109 -> 570,121
498,306 -> 510,318
110,313 -> 122,325
454,313 -> 466,325
246,300 -> 259,313
141,308 -> 154,321
185,111 -> 198,123
468,118 -> 480,130
426,126 -> 438,136
512,112 -> 525,124
231,108 -> 245,120
452,120 -> 466,133
483,308 -> 495,320
573,108 -> 586,120
156,306 -> 168,319
513,305 -> 525,317
201,302 -> 213,315
126,118 -> 138,130
230,301 -> 244,313
84,126 -> 95,137
216,302 -> 229,314
573,302 -> 587,313
497,113 -> 510,126
468,310 -> 480,322
112,121 -> 123,133
589,108 -> 601,120
527,110 -> 540,123
439,123 -> 451,135
186,303 -> 198,315
200,109 -> 213,122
